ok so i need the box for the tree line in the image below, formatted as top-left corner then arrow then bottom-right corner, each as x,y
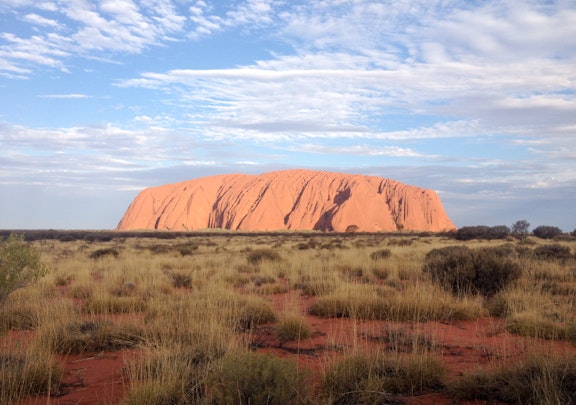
455,220 -> 574,241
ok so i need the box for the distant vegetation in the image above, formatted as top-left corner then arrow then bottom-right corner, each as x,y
1,219 -> 574,243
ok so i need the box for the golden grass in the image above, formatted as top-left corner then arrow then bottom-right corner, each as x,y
0,345 -> 62,404
1,233 -> 573,404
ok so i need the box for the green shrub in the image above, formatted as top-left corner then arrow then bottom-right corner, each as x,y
423,246 -> 521,297
456,225 -> 511,240
533,225 -> 563,239
0,234 -> 47,305
207,352 -> 310,405
423,246 -> 475,295
472,248 -> 523,297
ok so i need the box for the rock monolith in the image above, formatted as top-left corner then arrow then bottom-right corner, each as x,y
117,169 -> 456,232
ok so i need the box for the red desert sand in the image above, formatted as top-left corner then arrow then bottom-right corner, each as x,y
117,169 -> 456,232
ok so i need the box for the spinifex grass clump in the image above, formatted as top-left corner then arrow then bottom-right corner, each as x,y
310,284 -> 483,322
275,314 -> 312,345
206,351 -> 311,405
0,348 -> 62,404
246,248 -> 282,264
122,345 -> 212,405
450,355 -> 576,404
0,289 -> 77,331
84,291 -> 147,314
89,247 -> 120,259
370,248 -> 392,260
320,352 -> 445,404
36,319 -> 144,354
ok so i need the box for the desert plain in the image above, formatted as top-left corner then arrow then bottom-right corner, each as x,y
2,230 -> 576,404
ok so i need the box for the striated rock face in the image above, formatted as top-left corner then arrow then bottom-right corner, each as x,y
117,169 -> 456,232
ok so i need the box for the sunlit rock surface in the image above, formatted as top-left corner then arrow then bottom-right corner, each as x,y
117,169 -> 456,232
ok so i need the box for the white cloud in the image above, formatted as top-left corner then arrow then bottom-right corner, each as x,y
23,13 -> 62,29
0,0 -> 190,75
38,93 -> 90,98
295,144 -> 435,158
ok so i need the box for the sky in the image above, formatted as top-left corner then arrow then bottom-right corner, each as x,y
1,0 -> 575,231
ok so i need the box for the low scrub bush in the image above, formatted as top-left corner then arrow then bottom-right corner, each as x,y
170,272 -> 193,288
387,238 -> 413,246
336,264 -> 364,279
122,346 -> 211,405
320,353 -> 445,404
456,225 -> 511,240
533,243 -> 572,262
110,282 -> 138,297
533,225 -> 563,240
206,351 -> 310,405
232,296 -> 277,332
505,312 -> 575,341
85,294 -> 147,314
376,326 -> 439,353
294,277 -> 337,296
371,266 -> 390,280
310,284 -> 483,322
370,248 -> 392,260
246,248 -> 281,264
0,349 -> 62,404
88,247 -> 119,259
38,319 -> 143,354
423,245 -> 522,297
450,355 -> 576,404
0,291 -> 77,331
68,283 -> 93,299
275,315 -> 312,345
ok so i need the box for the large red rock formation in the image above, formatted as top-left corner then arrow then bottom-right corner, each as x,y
117,169 -> 456,232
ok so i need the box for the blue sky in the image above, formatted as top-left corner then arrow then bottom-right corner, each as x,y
1,0 -> 575,231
